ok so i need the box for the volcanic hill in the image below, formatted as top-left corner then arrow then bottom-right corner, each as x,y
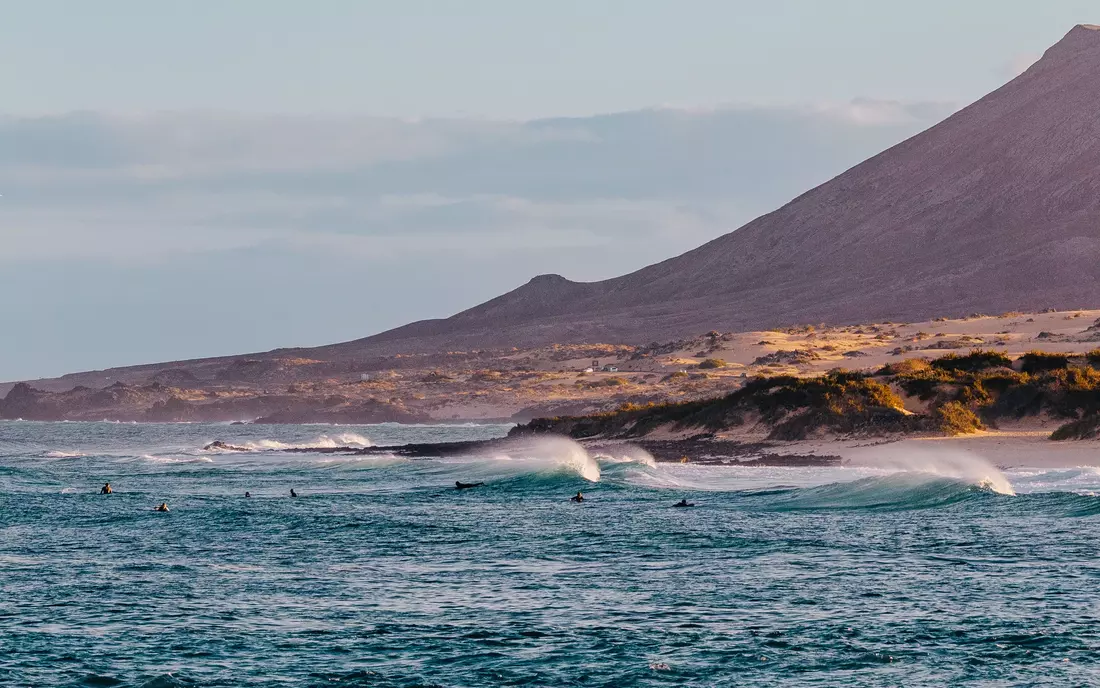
333,24 -> 1100,355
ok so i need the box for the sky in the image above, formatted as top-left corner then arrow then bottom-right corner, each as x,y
0,1 -> 1096,381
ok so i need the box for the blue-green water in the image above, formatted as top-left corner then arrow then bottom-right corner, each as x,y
2,421 -> 1099,686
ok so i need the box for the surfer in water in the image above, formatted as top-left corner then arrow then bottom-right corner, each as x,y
100,482 -> 112,494
155,503 -> 169,512
245,491 -> 251,498
571,491 -> 584,503
290,489 -> 298,498
455,481 -> 484,490
674,499 -> 694,508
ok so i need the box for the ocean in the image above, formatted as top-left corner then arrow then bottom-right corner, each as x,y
1,421 -> 1098,687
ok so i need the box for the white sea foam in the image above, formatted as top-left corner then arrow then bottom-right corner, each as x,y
592,445 -> 657,467
134,454 -> 212,464
476,436 -> 602,482
226,432 -> 373,452
1004,466 -> 1100,495
847,445 -> 1015,495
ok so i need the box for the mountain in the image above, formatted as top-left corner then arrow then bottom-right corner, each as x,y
315,24 -> 1100,356
8,26 -> 1100,399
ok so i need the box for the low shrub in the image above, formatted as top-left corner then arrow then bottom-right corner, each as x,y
1051,414 -> 1100,440
879,358 -> 932,376
697,358 -> 727,369
931,401 -> 984,436
892,367 -> 954,400
1018,350 -> 1070,374
930,349 -> 1012,373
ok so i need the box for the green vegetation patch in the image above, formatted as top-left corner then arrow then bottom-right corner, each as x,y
931,401 -> 984,436
929,349 -> 1012,373
517,349 -> 1100,443
697,358 -> 727,370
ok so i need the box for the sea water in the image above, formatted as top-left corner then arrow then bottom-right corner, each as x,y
1,421 -> 1099,686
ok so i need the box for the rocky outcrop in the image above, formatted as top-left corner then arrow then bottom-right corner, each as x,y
752,350 -> 822,366
0,383 -> 52,420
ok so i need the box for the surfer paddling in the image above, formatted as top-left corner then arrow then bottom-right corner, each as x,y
155,503 -> 170,512
570,492 -> 584,503
673,499 -> 694,508
455,481 -> 484,490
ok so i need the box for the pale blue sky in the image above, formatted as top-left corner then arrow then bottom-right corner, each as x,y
0,1 -> 1094,118
0,2 -> 1095,381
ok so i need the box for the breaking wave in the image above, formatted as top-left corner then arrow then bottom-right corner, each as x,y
845,445 -> 1015,496
206,433 -> 373,452
136,454 -> 213,464
761,473 -> 999,512
591,445 -> 657,467
411,436 -> 603,483
477,436 -> 602,482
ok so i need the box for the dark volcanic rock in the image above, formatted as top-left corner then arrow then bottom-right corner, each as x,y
0,383 -> 46,419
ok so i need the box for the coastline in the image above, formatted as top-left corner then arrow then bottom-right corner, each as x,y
6,308 -> 1100,425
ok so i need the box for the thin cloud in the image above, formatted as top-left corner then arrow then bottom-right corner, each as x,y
0,101 -> 953,266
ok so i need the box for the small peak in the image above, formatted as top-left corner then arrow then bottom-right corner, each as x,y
1061,23 -> 1100,40
1026,24 -> 1100,73
528,273 -> 571,285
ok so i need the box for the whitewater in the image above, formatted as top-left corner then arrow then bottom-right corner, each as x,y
2,421 -> 1099,686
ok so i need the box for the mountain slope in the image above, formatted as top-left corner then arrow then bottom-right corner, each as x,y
324,24 -> 1100,356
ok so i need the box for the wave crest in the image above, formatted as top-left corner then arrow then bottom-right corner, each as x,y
767,473 -> 996,511
848,446 -> 1014,495
591,445 -> 657,468
206,432 -> 372,452
482,436 -> 601,482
